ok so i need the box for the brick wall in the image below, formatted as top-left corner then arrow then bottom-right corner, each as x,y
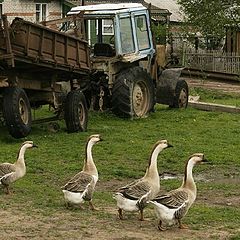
2,0 -> 62,23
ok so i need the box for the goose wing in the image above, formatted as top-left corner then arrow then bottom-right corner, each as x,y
0,163 -> 16,177
119,180 -> 151,200
62,171 -> 94,193
153,189 -> 188,209
0,172 -> 16,185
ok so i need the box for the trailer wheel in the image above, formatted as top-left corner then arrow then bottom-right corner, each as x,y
171,80 -> 189,108
3,87 -> 32,138
64,90 -> 88,133
112,66 -> 155,118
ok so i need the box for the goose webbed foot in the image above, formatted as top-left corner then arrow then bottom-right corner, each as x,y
65,202 -> 84,210
158,220 -> 167,231
5,186 -> 11,195
178,219 -> 189,229
89,201 -> 97,211
118,208 -> 124,220
65,201 -> 71,209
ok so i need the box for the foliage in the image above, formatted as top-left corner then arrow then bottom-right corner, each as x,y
151,23 -> 167,44
177,0 -> 240,47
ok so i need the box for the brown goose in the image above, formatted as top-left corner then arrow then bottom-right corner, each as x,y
62,134 -> 102,210
113,140 -> 173,220
150,153 -> 209,230
0,141 -> 38,194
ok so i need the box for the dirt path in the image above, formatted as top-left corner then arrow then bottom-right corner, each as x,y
185,76 -> 240,94
0,207 -> 232,240
1,177 -> 240,240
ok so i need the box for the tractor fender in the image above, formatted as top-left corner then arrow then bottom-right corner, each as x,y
155,67 -> 185,106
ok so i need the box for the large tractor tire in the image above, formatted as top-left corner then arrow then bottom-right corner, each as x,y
3,87 -> 32,138
171,80 -> 188,108
64,90 -> 88,133
112,66 -> 155,118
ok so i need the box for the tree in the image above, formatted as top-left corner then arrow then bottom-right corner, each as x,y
177,0 -> 240,43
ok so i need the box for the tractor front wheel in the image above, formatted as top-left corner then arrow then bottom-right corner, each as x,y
171,80 -> 188,108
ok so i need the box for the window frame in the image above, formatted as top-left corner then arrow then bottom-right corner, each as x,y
96,19 -> 114,36
134,14 -> 151,51
0,4 -> 2,19
119,16 -> 135,54
35,3 -> 48,22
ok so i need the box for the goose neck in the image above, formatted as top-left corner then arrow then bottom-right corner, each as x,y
85,140 -> 94,163
17,146 -> 27,164
182,159 -> 196,192
145,145 -> 162,178
83,140 -> 97,175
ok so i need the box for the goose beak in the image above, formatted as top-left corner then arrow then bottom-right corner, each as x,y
167,143 -> 173,148
97,136 -> 103,142
202,157 -> 211,164
32,144 -> 38,148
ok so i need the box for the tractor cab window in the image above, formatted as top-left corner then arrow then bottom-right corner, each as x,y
87,18 -> 114,45
119,17 -> 135,54
135,15 -> 150,50
88,18 -> 115,57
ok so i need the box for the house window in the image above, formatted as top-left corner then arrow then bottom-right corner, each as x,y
97,19 -> 114,36
102,19 -> 114,35
0,4 -> 2,19
36,3 -> 47,22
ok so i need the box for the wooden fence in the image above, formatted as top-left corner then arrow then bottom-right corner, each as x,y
181,50 -> 240,75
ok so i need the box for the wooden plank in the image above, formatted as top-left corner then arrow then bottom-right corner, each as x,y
189,101 -> 240,114
2,15 -> 15,67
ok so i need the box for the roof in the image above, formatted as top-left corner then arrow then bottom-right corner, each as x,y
68,3 -> 146,15
144,0 -> 184,22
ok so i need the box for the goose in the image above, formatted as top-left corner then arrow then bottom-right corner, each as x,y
0,141 -> 38,194
61,134 -> 102,210
150,153 -> 209,231
113,140 -> 173,221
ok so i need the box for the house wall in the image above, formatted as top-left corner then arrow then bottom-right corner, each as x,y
1,0 -> 62,23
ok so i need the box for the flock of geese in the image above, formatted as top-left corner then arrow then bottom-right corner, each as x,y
0,134 -> 209,231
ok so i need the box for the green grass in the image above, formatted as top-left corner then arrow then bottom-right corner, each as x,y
190,87 -> 240,106
0,88 -> 240,237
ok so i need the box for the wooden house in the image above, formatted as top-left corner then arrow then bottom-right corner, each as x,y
225,26 -> 240,54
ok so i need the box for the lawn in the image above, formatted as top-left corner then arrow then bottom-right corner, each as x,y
0,89 -> 240,239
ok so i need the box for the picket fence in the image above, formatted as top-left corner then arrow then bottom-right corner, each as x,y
181,50 -> 240,75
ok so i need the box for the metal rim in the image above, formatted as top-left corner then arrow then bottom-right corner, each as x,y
78,102 -> 85,126
178,88 -> 188,108
19,97 -> 29,124
132,81 -> 149,117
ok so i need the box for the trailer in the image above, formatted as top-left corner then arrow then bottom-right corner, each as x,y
0,15 -> 91,138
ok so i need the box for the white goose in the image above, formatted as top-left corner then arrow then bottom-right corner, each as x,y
62,134 -> 102,210
0,141 -> 38,194
150,153 -> 209,230
113,140 -> 173,221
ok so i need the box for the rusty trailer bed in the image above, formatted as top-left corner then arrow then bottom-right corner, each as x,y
0,15 -> 90,80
